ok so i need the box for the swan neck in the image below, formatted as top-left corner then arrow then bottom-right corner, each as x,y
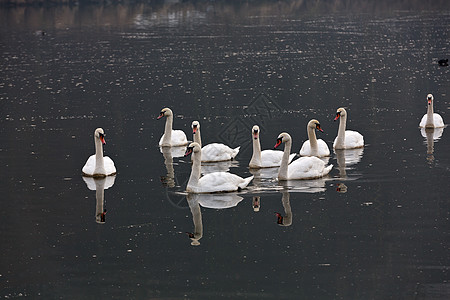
94,136 -> 105,173
336,114 -> 347,147
249,137 -> 262,167
163,115 -> 173,143
426,102 -> 434,126
187,150 -> 201,189
278,140 -> 291,179
193,128 -> 202,148
307,126 -> 318,150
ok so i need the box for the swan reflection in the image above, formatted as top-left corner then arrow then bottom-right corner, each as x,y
252,196 -> 260,212
420,127 -> 444,162
334,148 -> 363,193
186,194 -> 203,246
279,177 -> 328,193
160,146 -> 186,187
196,193 -> 244,209
275,190 -> 292,226
82,176 -> 116,224
249,168 -> 279,191
201,160 -> 239,174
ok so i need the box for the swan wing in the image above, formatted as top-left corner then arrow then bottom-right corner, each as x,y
287,157 -> 332,179
103,156 -> 117,175
201,143 -> 240,162
338,130 -> 364,149
300,140 -> 330,157
159,130 -> 188,146
260,150 -> 284,167
82,155 -> 96,175
433,113 -> 445,127
196,172 -> 253,193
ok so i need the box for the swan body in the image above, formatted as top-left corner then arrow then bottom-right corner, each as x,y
192,121 -> 240,162
184,142 -> 253,193
82,128 -> 117,177
419,94 -> 444,128
333,107 -> 364,149
275,132 -> 332,180
249,125 -> 296,168
158,107 -> 189,146
300,119 -> 330,157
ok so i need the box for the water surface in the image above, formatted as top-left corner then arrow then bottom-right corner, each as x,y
0,1 -> 449,299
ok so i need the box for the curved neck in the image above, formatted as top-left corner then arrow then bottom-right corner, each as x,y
278,140 -> 291,180
193,128 -> 202,147
426,101 -> 434,127
249,136 -> 261,167
335,114 -> 347,147
307,126 -> 318,150
162,115 -> 173,144
94,136 -> 105,174
187,150 -> 202,190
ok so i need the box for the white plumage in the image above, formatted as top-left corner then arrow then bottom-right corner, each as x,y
276,132 -> 332,180
82,128 -> 117,177
158,107 -> 189,146
419,94 -> 444,128
333,107 -> 364,149
300,119 -> 330,157
184,142 -> 253,193
249,125 -> 295,168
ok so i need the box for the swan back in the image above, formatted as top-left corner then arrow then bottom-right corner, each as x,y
300,119 -> 330,157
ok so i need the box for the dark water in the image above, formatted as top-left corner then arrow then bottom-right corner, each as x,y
1,1 -> 449,299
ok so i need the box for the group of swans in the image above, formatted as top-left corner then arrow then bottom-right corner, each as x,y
81,94 -> 444,194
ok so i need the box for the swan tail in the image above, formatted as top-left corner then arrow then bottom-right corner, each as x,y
323,164 -> 333,176
238,175 -> 254,189
231,146 -> 241,159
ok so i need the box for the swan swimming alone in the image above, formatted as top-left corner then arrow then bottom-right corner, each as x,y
249,125 -> 295,168
419,94 -> 445,128
275,132 -> 333,180
191,120 -> 240,162
184,142 -> 253,193
333,107 -> 364,149
82,128 -> 117,177
157,107 -> 189,146
299,119 -> 330,157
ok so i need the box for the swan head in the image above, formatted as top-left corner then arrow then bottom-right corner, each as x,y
95,128 -> 106,144
334,107 -> 347,121
274,132 -> 291,149
184,142 -> 201,157
308,119 -> 324,132
427,94 -> 434,106
157,107 -> 173,119
192,120 -> 200,134
252,125 -> 260,140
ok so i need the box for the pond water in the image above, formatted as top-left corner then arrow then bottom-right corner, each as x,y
0,1 -> 449,299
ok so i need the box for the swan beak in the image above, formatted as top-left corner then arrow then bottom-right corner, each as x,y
157,112 -> 164,120
99,134 -> 106,144
253,132 -> 258,139
192,127 -> 198,134
186,232 -> 195,238
316,125 -> 324,132
274,139 -> 282,149
428,99 -> 432,105
184,147 -> 193,157
334,113 -> 340,121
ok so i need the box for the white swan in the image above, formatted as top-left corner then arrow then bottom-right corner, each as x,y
275,132 -> 333,180
158,107 -> 189,146
191,120 -> 240,162
333,107 -> 364,149
82,128 -> 117,177
249,125 -> 296,168
184,142 -> 253,193
299,119 -> 330,157
419,94 -> 445,128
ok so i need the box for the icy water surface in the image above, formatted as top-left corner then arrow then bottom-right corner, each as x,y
0,1 -> 449,299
